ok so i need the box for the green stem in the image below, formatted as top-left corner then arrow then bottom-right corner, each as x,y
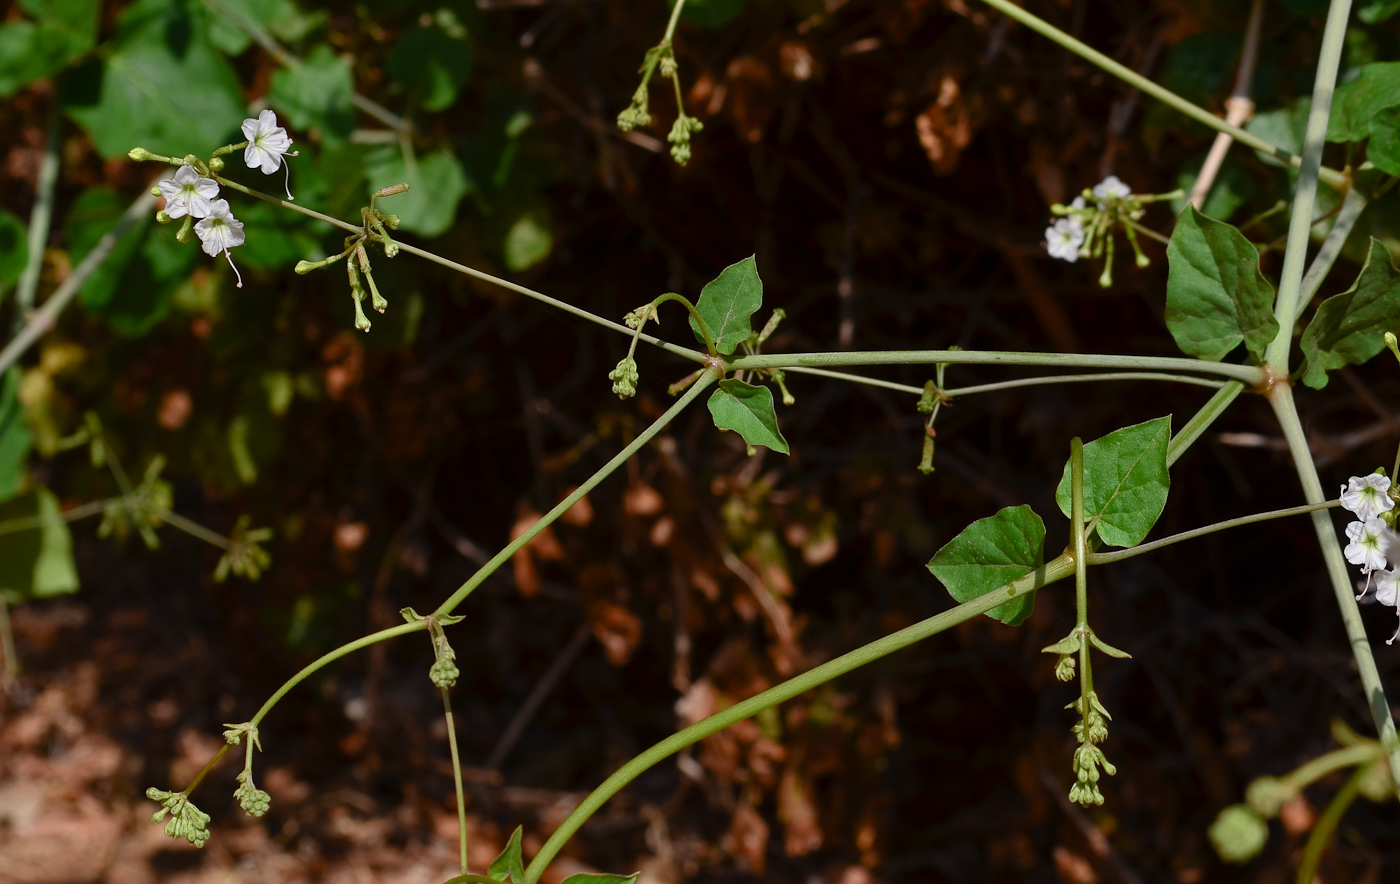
521,551 -> 1077,884
1088,500 -> 1339,566
158,509 -> 232,550
1072,438 -> 1087,628
728,351 -> 1265,385
781,367 -> 1225,397
1299,187 -> 1369,308
1270,383 -> 1400,793
1289,743 -> 1381,788
434,370 -> 718,618
0,498 -> 109,538
441,686 -> 469,876
662,0 -> 687,42
973,0 -> 1347,191
13,98 -> 60,329
0,192 -> 156,376
1294,761 -> 1369,884
649,291 -> 716,357
1264,0 -> 1353,373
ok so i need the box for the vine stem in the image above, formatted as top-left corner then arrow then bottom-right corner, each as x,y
1088,500 -> 1339,565
782,367 -> 1226,397
1270,383 -> 1400,793
13,95 -> 60,330
1299,187 -> 1368,306
662,0 -> 687,42
1264,0 -> 1353,372
1294,761 -> 1369,884
0,192 -> 156,376
728,350 -> 1265,384
522,551 -> 1077,884
433,370 -> 718,618
441,686 -> 469,876
973,0 -> 1347,190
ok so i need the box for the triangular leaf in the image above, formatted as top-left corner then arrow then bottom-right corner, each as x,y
1300,239 -> 1400,389
689,256 -> 763,355
488,825 -> 526,884
1165,206 -> 1278,363
927,505 -> 1044,626
1327,62 -> 1400,143
707,379 -> 789,454
559,875 -> 640,884
0,486 -> 79,602
1055,416 -> 1171,548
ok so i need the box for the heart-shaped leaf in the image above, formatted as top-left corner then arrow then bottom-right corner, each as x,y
690,256 -> 762,355
707,379 -> 788,454
1165,206 -> 1278,363
927,505 -> 1044,626
1055,416 -> 1171,548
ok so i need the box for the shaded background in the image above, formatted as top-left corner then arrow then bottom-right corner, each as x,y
2,0 -> 1400,881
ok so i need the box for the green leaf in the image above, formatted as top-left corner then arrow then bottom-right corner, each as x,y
66,186 -> 196,335
364,146 -> 471,239
1328,62 -> 1400,143
707,379 -> 789,454
269,44 -> 355,142
1367,106 -> 1400,176
1360,0 -> 1400,23
0,369 -> 32,502
204,0 -> 298,55
689,256 -> 762,355
559,875 -> 640,884
674,0 -> 744,28
60,0 -> 244,158
1245,98 -> 1308,167
1165,206 -> 1278,363
1055,416 -> 1172,548
387,26 -> 472,112
502,212 -> 552,272
1300,239 -> 1400,389
487,826 -> 525,884
0,0 -> 97,96
926,505 -> 1044,626
0,208 -> 30,287
0,486 -> 80,603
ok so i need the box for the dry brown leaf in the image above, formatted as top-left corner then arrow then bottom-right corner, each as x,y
778,765 -> 822,856
728,803 -> 770,876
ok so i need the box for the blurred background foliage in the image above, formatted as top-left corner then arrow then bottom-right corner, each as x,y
4,0 -> 1400,880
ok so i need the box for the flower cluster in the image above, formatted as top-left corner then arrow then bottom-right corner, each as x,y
1044,175 -> 1163,288
1340,472 -> 1400,643
135,110 -> 296,290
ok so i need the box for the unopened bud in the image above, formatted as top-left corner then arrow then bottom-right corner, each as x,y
294,260 -> 318,275
128,147 -> 162,162
208,156 -> 224,172
156,210 -> 172,224
375,183 -> 410,198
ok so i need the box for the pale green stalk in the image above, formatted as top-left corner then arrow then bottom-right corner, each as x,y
973,0 -> 1348,191
1299,187 -> 1368,307
729,350 -> 1265,384
1264,0 -> 1353,372
1271,384 -> 1400,792
441,687 -> 469,875
662,0 -> 687,41
0,193 -> 156,376
782,367 -> 1225,397
13,101 -> 60,328
0,499 -> 108,537
1295,761 -> 1369,884
1089,500 -> 1339,565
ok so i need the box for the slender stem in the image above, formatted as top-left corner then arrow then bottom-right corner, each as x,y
973,0 -> 1348,191
1269,384 -> 1400,792
728,350 -> 1265,385
1167,381 -> 1246,467
1264,0 -> 1353,373
782,367 -> 1225,397
646,292 -> 715,356
1189,0 -> 1263,210
1121,218 -> 1170,246
1088,500 -> 1339,565
217,176 -> 357,233
0,193 -> 156,376
183,743 -> 234,793
434,370 -> 718,618
441,686 -> 469,875
0,498 -> 109,537
248,621 -> 427,728
662,0 -> 687,42
521,550 -> 1078,884
1294,761 -> 1369,884
1299,187 -> 1369,307
1289,743 -> 1381,787
1072,438 -> 1087,627
13,98 -> 61,329
159,509 -> 231,550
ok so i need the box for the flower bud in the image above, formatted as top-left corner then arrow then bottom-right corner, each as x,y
156,209 -> 172,224
128,147 -> 162,162
375,183 -> 410,198
294,260 -> 318,275
208,156 -> 224,172
1208,805 -> 1267,864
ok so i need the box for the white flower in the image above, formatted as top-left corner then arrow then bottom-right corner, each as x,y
242,109 -> 293,174
157,165 -> 219,219
1345,518 -> 1390,573
1092,175 -> 1131,208
1046,217 -> 1084,262
1071,196 -> 1086,209
194,199 -> 246,288
1340,473 -> 1394,520
242,109 -> 297,200
1375,569 -> 1400,607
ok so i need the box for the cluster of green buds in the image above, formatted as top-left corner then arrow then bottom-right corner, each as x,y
617,41 -> 704,165
214,515 -> 274,582
609,357 -> 640,399
146,788 -> 212,847
98,456 -> 173,549
223,722 -> 272,817
295,184 -> 408,332
402,608 -> 465,688
1045,177 -> 1180,288
1043,626 -> 1130,807
913,350 -> 957,475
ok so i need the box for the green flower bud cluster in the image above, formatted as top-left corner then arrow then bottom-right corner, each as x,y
1066,690 -> 1115,806
1054,653 -> 1076,682
609,357 -> 639,399
99,456 -> 173,549
294,185 -> 408,331
668,114 -> 704,166
215,515 -> 274,582
624,304 -> 659,329
617,85 -> 653,132
430,654 -> 460,689
1208,804 -> 1268,864
146,788 -> 212,847
402,607 -> 465,689
234,771 -> 272,817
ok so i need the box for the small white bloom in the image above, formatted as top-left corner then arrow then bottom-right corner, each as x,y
1046,217 -> 1084,262
1340,473 -> 1394,520
1071,195 -> 1086,210
1092,175 -> 1131,207
157,165 -> 219,219
1345,518 -> 1391,573
1374,569 -> 1400,607
242,109 -> 293,174
194,199 -> 246,288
